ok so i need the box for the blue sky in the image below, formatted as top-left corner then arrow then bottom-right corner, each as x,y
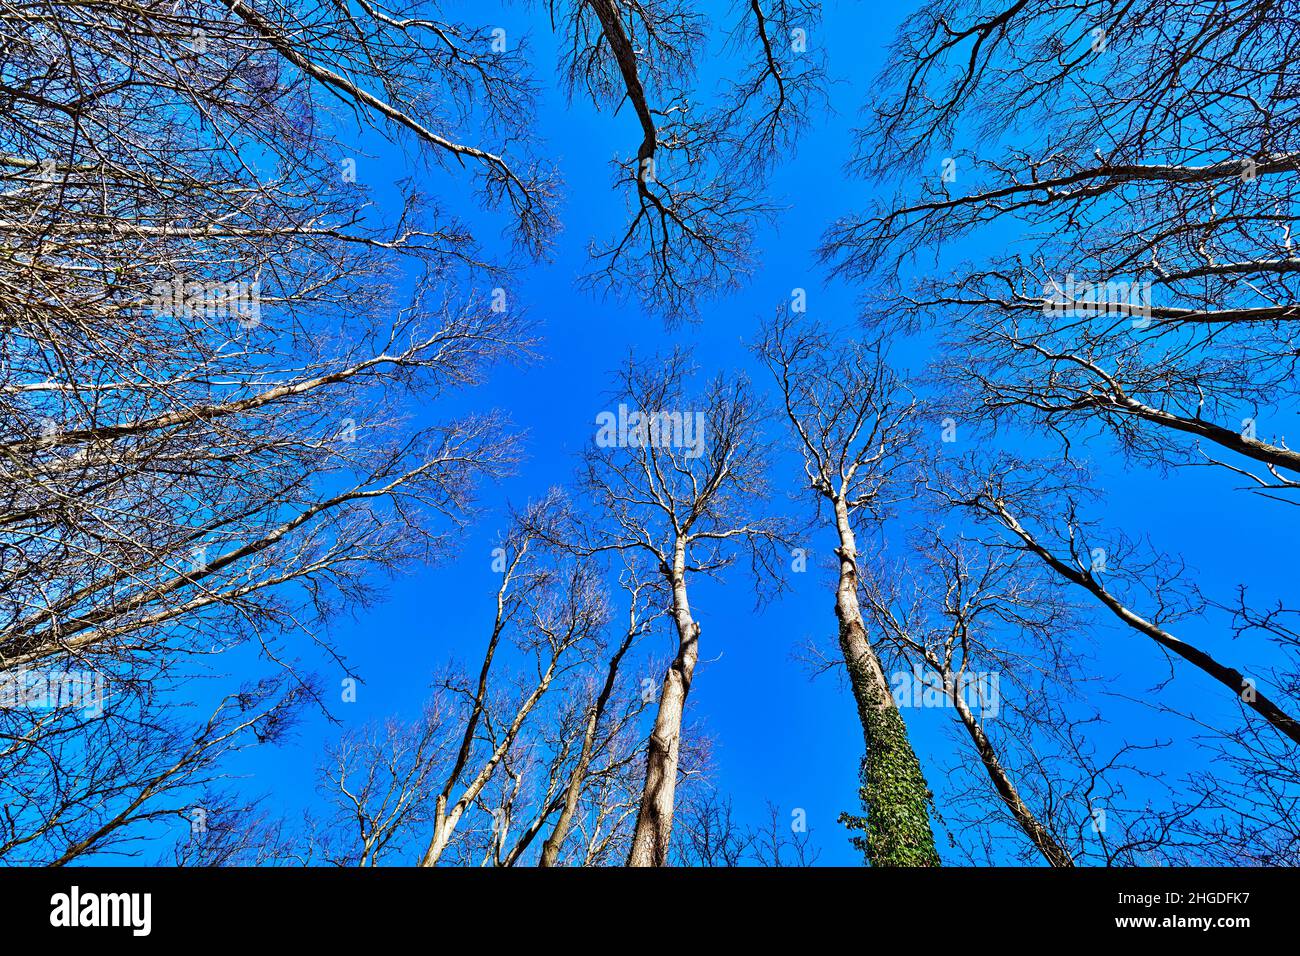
194,0 -> 1297,866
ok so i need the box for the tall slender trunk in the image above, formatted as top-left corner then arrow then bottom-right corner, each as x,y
943,669 -> 1073,866
539,631 -> 635,866
832,499 -> 940,867
627,546 -> 697,866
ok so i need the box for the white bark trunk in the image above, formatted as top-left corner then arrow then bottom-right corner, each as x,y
627,544 -> 697,866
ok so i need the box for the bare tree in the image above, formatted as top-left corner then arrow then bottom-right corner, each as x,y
1093,589 -> 1300,866
2,298 -> 528,681
562,716 -> 652,866
1,0 -> 549,679
295,534 -> 655,869
670,790 -> 756,867
537,558 -> 660,865
756,311 -> 940,866
418,499 -> 608,866
549,0 -> 826,319
0,669 -> 309,864
580,349 -> 786,865
752,801 -> 821,866
930,454 -> 1300,748
170,793 -> 309,867
857,529 -> 1079,866
457,555 -> 658,868
0,2 -> 562,869
310,702 -> 452,866
670,792 -> 821,867
821,1 -> 1300,864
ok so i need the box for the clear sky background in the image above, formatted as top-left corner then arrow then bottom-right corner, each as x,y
180,0 -> 1296,866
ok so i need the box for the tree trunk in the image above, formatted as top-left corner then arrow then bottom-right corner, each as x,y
832,499 -> 941,867
540,632 -> 635,866
627,547 -> 697,866
945,671 -> 1073,866
421,796 -> 457,867
538,715 -> 599,868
